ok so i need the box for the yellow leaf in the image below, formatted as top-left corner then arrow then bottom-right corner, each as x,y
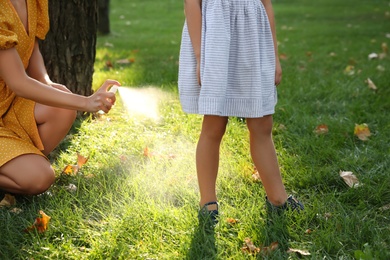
340,171 -> 360,188
62,164 -> 79,175
226,218 -> 240,225
354,123 -> 371,141
24,210 -> 51,233
343,65 -> 355,75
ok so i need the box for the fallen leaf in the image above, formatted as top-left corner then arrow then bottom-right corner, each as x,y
242,238 -> 260,254
368,53 -> 379,60
226,218 -> 240,225
262,242 -> 279,254
379,204 -> 390,211
354,123 -> 371,141
252,167 -> 261,182
77,153 -> 89,169
324,212 -> 333,220
10,207 -> 23,214
62,164 -> 79,175
366,78 -> 378,91
376,65 -> 385,72
305,229 -> 313,234
24,210 -> 51,233
279,53 -> 288,60
105,60 -> 113,68
329,52 -> 337,57
340,171 -> 360,188
65,184 -> 77,192
0,194 -> 16,207
382,42 -> 388,53
287,248 -> 311,257
314,124 -> 329,135
343,65 -> 355,75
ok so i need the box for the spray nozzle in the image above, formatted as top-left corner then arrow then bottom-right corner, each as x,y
109,86 -> 119,94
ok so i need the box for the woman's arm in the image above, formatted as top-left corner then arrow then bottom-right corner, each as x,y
261,0 -> 282,86
0,47 -> 119,113
27,40 -> 73,93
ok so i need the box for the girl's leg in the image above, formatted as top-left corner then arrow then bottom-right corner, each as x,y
196,115 -> 228,209
34,103 -> 77,156
0,154 -> 55,195
246,115 -> 288,206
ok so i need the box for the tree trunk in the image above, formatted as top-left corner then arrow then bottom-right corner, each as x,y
98,0 -> 110,35
39,1 -> 98,97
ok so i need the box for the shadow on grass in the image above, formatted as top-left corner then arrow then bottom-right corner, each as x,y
187,222 -> 217,260
260,210 -> 291,259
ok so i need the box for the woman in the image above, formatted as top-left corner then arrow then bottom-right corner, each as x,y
0,0 -> 120,198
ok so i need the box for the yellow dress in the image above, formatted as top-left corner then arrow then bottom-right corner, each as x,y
0,0 -> 49,167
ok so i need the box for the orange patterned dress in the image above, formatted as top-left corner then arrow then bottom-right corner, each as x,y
0,0 -> 49,167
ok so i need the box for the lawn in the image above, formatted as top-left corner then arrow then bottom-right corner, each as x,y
1,0 -> 389,259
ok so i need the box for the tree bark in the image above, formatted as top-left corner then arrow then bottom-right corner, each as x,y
39,1 -> 99,97
98,0 -> 110,35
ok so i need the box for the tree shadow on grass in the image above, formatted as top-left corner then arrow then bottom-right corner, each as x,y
187,221 -> 217,260
259,210 -> 291,259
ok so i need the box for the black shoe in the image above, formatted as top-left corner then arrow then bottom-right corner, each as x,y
266,195 -> 304,213
198,201 -> 219,226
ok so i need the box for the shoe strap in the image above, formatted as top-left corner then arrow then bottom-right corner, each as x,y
202,201 -> 219,210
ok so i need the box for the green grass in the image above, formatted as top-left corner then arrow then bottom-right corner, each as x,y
1,0 -> 390,259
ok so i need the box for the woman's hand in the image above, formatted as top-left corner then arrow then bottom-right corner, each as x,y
86,79 -> 121,113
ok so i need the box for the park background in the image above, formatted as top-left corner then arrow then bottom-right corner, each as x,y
1,0 -> 389,259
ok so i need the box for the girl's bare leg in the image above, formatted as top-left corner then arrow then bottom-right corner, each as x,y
0,155 -> 55,195
246,116 -> 288,206
34,103 -> 77,156
196,115 -> 228,209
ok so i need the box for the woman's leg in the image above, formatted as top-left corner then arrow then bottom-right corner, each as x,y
246,116 -> 288,206
0,154 -> 55,195
34,103 -> 77,156
196,115 -> 228,209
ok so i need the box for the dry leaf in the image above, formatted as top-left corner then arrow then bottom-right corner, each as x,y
314,124 -> 329,135
24,210 -> 51,233
226,218 -> 240,225
262,241 -> 279,254
376,65 -> 385,72
0,194 -> 16,207
279,53 -> 288,60
382,42 -> 388,53
10,207 -> 23,214
379,204 -> 390,211
105,60 -> 113,68
242,238 -> 260,254
354,123 -> 371,141
343,65 -> 355,75
77,153 -> 89,169
287,248 -> 311,257
368,53 -> 378,60
340,171 -> 360,188
62,164 -> 79,175
252,167 -> 261,182
366,78 -> 377,90
305,229 -> 313,234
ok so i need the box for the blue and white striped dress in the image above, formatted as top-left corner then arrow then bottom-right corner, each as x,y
178,0 -> 277,118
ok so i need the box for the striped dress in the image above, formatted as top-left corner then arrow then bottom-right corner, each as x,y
178,0 -> 277,118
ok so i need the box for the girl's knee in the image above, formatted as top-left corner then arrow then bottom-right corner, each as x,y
246,116 -> 273,135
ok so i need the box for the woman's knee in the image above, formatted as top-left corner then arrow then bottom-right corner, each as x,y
24,167 -> 55,195
201,116 -> 228,140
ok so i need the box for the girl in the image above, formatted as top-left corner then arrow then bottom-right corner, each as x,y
0,0 -> 120,198
178,0 -> 303,223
